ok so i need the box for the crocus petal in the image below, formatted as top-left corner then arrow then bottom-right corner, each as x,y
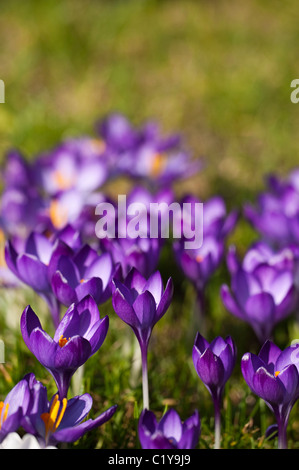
241,352 -> 264,391
220,285 -> 245,320
143,271 -> 163,304
132,291 -> 156,328
75,277 -> 103,304
112,288 -> 139,328
258,340 -> 282,373
51,271 -> 77,306
244,292 -> 275,341
53,336 -> 91,369
53,405 -> 117,443
158,409 -> 182,442
17,254 -> 50,292
195,348 -> 225,391
276,364 -> 299,404
252,367 -> 284,404
155,277 -> 173,321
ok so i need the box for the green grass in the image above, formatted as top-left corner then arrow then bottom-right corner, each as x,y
1,0 -> 299,449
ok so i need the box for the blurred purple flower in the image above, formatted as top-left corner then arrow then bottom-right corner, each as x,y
5,231 -> 61,326
21,295 -> 109,399
174,195 -> 238,314
244,171 -> 299,247
34,137 -> 108,197
221,242 -> 298,343
138,409 -> 200,449
241,340 -> 299,449
97,113 -> 201,186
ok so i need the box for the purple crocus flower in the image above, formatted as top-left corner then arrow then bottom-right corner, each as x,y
5,231 -> 61,326
20,295 -> 109,399
50,240 -> 114,307
244,171 -> 299,248
173,195 -> 238,315
241,340 -> 299,449
12,372 -> 117,447
112,268 -> 173,409
221,242 -> 298,343
138,408 -> 200,449
34,137 -> 108,197
0,373 -> 43,444
23,387 -> 117,447
192,332 -> 237,448
97,113 -> 201,187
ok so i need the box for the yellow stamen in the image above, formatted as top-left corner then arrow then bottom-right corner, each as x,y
150,152 -> 166,177
80,278 -> 85,284
41,395 -> 68,438
0,230 -> 7,268
49,199 -> 68,229
275,371 -> 280,377
89,138 -> 106,154
59,335 -> 70,348
53,171 -> 73,191
0,401 -> 9,430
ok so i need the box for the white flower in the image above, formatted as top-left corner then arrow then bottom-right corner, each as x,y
0,433 -> 57,449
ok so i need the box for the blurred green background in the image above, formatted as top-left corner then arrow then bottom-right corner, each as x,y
0,0 -> 298,203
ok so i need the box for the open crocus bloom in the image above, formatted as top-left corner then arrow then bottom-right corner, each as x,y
138,408 -> 200,449
25,391 -> 117,447
21,295 -> 109,399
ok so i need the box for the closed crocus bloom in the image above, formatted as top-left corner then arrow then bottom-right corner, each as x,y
241,340 -> 299,449
21,295 -> 109,399
192,332 -> 237,449
138,409 -> 200,449
112,268 -> 173,410
221,243 -> 298,343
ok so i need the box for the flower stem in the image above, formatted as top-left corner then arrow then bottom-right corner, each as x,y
141,345 -> 149,410
213,395 -> 221,449
277,417 -> 288,449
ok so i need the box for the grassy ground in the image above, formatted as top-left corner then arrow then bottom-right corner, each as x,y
1,0 -> 299,449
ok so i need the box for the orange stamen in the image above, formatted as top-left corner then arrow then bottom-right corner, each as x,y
275,371 -> 280,377
49,199 -> 68,229
0,401 -> 9,430
196,254 -> 204,263
0,230 -> 7,268
58,335 -> 70,348
151,153 -> 166,177
53,171 -> 73,191
41,395 -> 67,438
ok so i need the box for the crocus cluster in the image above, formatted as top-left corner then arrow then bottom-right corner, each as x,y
3,111 -> 299,450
